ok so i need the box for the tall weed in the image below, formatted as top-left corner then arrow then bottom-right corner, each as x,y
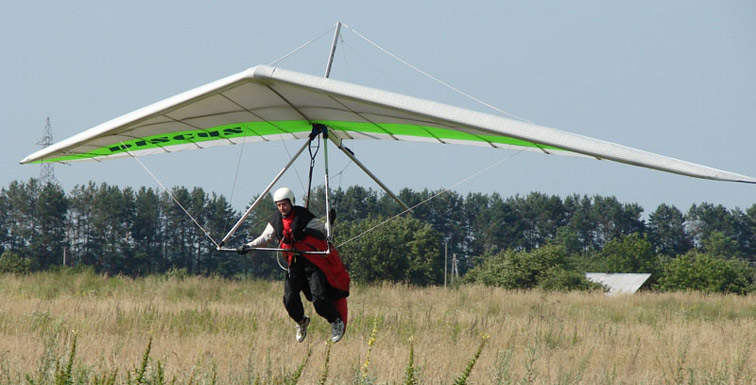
403,338 -> 418,385
452,334 -> 488,385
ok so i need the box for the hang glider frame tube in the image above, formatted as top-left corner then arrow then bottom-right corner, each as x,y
321,126 -> 334,239
216,246 -> 331,255
324,21 -> 342,79
330,138 -> 411,212
315,124 -> 411,223
218,138 -> 312,249
217,123 -> 409,252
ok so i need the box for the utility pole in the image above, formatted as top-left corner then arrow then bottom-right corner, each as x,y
37,117 -> 55,184
444,241 -> 448,288
451,253 -> 458,285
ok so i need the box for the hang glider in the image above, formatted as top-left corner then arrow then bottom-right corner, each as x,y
20,64 -> 756,184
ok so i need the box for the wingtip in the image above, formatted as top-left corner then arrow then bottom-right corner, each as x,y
19,154 -> 36,165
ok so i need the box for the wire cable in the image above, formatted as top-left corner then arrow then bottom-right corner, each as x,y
278,136 -> 307,196
342,24 -> 535,125
224,139 -> 247,233
121,144 -> 221,248
269,26 -> 336,67
337,149 -> 525,248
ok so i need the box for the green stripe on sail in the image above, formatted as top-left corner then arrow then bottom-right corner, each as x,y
318,120 -> 563,150
33,120 -> 563,163
33,121 -> 313,163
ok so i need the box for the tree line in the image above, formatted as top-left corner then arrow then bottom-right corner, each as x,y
1,178 -> 755,293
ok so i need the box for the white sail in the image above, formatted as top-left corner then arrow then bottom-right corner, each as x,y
20,65 -> 756,184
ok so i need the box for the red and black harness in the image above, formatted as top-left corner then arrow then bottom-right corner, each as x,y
271,206 -> 350,296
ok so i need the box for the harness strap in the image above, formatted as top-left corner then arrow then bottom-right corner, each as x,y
305,126 -> 322,209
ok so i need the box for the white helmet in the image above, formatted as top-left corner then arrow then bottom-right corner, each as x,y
273,187 -> 295,204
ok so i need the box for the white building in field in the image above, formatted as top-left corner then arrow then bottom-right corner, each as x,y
585,273 -> 652,295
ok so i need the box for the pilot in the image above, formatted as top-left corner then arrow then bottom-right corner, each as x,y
239,187 -> 349,343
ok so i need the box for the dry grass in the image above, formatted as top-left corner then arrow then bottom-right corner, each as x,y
1,270 -> 755,384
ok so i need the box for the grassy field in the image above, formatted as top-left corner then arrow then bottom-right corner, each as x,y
1,269 -> 755,384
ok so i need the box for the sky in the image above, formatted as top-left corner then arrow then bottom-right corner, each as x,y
2,1 -> 755,217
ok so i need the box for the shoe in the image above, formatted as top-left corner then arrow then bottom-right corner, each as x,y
296,316 -> 310,343
330,318 -> 345,343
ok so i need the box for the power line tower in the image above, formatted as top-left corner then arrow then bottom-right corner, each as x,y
37,117 -> 55,184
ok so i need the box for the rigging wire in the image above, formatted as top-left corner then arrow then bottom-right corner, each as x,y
336,149 -> 526,248
334,160 -> 354,190
224,139 -> 248,233
121,144 -> 221,248
293,160 -> 354,216
341,24 -> 535,125
278,134 -> 308,196
338,33 -> 350,81
339,39 -> 415,96
269,26 -> 336,67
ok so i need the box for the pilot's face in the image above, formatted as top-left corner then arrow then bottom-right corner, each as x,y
276,199 -> 293,216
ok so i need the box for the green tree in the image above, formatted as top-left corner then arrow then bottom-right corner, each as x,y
131,187 -> 163,274
463,192 -> 517,257
590,195 -> 645,248
0,185 -> 9,254
686,203 -> 736,249
0,250 -> 31,274
729,209 -> 754,258
162,187 -> 193,272
376,190 -> 403,218
508,192 -> 566,250
462,192 -> 490,257
602,233 -> 659,275
702,231 -> 741,259
562,195 -> 597,253
32,182 -> 68,269
424,190 -> 466,270
553,227 -> 583,256
1,180 -> 38,255
67,183 -> 97,266
399,188 -> 468,271
203,192 -> 238,277
337,216 -> 443,285
88,184 -> 134,273
464,245 -> 594,291
562,195 -> 645,253
0,179 -> 68,270
329,186 -> 380,222
188,187 -> 210,275
657,251 -> 755,294
538,267 -> 600,292
647,203 -> 691,256
745,204 -> 756,259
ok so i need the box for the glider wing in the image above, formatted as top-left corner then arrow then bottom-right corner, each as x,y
20,65 -> 756,184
